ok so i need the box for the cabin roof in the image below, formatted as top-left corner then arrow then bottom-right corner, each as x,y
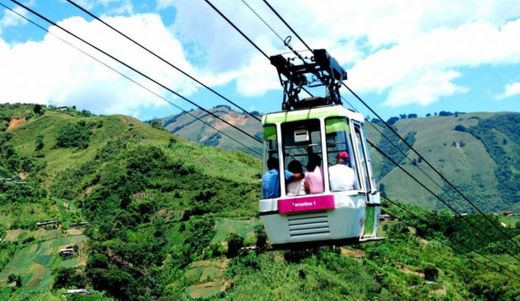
262,105 -> 364,124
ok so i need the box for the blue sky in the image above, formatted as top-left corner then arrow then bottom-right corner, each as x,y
0,0 -> 519,121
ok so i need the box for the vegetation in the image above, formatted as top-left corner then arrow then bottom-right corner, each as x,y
467,113 -> 520,211
0,104 -> 518,300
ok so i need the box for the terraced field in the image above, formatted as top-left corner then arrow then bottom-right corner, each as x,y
0,229 -> 87,299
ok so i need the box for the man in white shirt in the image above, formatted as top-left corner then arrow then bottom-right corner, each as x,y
329,151 -> 356,191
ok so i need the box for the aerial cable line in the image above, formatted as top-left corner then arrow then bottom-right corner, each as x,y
383,196 -> 517,275
0,2 -> 262,157
9,0 -> 263,146
344,93 -> 511,250
203,0 -> 269,60
346,84 -> 520,252
3,4 -> 262,156
202,0 -> 315,99
64,0 -> 262,123
240,0 -> 284,43
240,0 -> 315,69
259,1 -> 520,253
261,0 -> 312,52
368,139 -> 520,262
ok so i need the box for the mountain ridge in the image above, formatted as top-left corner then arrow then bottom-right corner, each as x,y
159,106 -> 520,213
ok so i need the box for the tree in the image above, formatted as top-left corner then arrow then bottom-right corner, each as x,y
8,273 -> 22,287
387,116 -> 399,125
150,119 -> 162,129
55,121 -> 92,149
454,125 -> 466,132
226,233 -> 244,258
35,135 -> 44,151
439,111 -> 454,116
33,104 -> 44,115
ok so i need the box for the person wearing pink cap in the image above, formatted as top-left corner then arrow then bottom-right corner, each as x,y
329,151 -> 356,191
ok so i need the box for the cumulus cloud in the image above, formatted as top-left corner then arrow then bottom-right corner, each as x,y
496,82 -> 520,100
157,0 -> 520,107
2,0 -> 520,115
0,13 -> 200,116
0,5 -> 28,34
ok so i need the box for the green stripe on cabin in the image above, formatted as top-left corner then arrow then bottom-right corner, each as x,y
264,106 -> 344,124
263,125 -> 276,140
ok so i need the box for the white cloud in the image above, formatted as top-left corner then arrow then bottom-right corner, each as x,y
0,13 -> 199,116
161,0 -> 520,106
496,82 -> 520,100
0,5 -> 28,35
2,0 -> 520,115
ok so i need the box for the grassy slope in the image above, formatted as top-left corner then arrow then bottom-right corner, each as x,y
1,109 -> 261,299
8,111 -> 260,184
380,113 -> 501,209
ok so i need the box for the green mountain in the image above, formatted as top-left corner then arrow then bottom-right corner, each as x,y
162,106 -> 520,213
0,104 -> 519,300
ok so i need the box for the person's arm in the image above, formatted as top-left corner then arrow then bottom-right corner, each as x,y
291,173 -> 303,181
284,169 -> 294,182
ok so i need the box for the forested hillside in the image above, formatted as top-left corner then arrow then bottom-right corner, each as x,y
161,107 -> 520,213
0,104 -> 519,300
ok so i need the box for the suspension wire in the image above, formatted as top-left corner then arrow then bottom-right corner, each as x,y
240,0 -> 284,43
9,0 -> 263,146
203,0 -> 269,60
258,0 -> 520,253
202,0 -> 314,99
366,119 -> 449,195
368,138 -> 520,262
341,94 -> 448,192
343,94 -> 511,251
64,0 -> 262,123
382,196 -> 517,275
261,0 -> 312,52
348,84 -> 520,253
0,2 -> 262,157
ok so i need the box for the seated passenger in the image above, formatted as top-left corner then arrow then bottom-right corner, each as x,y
262,157 -> 303,198
329,151 -> 356,191
286,160 -> 306,196
304,154 -> 324,194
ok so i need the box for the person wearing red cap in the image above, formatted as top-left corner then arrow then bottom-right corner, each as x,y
329,151 -> 356,191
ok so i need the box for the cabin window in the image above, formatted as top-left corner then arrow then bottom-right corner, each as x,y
281,119 -> 323,196
353,123 -> 375,192
325,117 -> 359,191
262,124 -> 281,199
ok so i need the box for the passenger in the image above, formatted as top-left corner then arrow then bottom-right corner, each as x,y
304,154 -> 324,194
329,151 -> 356,191
262,157 -> 303,198
286,160 -> 306,196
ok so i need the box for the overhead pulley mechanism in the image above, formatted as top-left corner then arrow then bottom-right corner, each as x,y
270,49 -> 347,111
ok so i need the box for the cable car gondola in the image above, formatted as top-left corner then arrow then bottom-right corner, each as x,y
259,49 -> 383,248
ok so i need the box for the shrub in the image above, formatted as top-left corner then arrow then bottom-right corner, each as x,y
454,125 -> 466,132
35,135 -> 44,151
55,121 -> 93,149
226,233 -> 244,258
423,264 -> 439,281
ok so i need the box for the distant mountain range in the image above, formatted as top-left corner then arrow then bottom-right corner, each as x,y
160,105 -> 520,213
